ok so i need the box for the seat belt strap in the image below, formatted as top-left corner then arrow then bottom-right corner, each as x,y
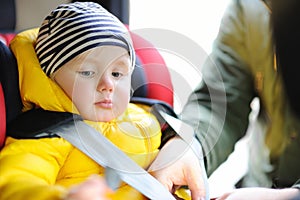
54,120 -> 176,200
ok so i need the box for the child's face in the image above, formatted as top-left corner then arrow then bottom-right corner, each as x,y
53,46 -> 132,122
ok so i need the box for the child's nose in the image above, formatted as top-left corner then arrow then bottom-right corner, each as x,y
97,75 -> 114,92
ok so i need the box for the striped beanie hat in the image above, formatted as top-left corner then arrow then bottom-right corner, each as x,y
35,2 -> 135,77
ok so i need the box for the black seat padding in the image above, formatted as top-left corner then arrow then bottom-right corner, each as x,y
0,42 -> 22,123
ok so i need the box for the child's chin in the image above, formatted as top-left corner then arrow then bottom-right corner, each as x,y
95,115 -> 115,122
82,112 -> 116,122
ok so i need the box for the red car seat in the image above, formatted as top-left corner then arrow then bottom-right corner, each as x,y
130,31 -> 174,107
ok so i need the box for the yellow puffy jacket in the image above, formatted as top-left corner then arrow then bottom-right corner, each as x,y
0,29 -> 162,200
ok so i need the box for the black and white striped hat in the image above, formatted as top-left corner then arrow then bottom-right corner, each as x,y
35,2 -> 135,77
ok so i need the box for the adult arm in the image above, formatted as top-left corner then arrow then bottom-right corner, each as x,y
181,0 -> 256,175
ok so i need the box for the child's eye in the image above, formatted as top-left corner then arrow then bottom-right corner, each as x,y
78,71 -> 95,77
112,72 -> 123,78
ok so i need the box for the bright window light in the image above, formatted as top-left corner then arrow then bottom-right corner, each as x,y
129,0 -> 230,113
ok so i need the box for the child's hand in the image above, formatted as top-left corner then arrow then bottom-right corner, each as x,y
64,175 -> 113,200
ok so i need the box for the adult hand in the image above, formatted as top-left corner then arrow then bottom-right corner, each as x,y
216,187 -> 300,200
64,175 -> 113,200
149,136 -> 207,200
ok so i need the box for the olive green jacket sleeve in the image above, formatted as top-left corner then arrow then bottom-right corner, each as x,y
181,0 -> 258,176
